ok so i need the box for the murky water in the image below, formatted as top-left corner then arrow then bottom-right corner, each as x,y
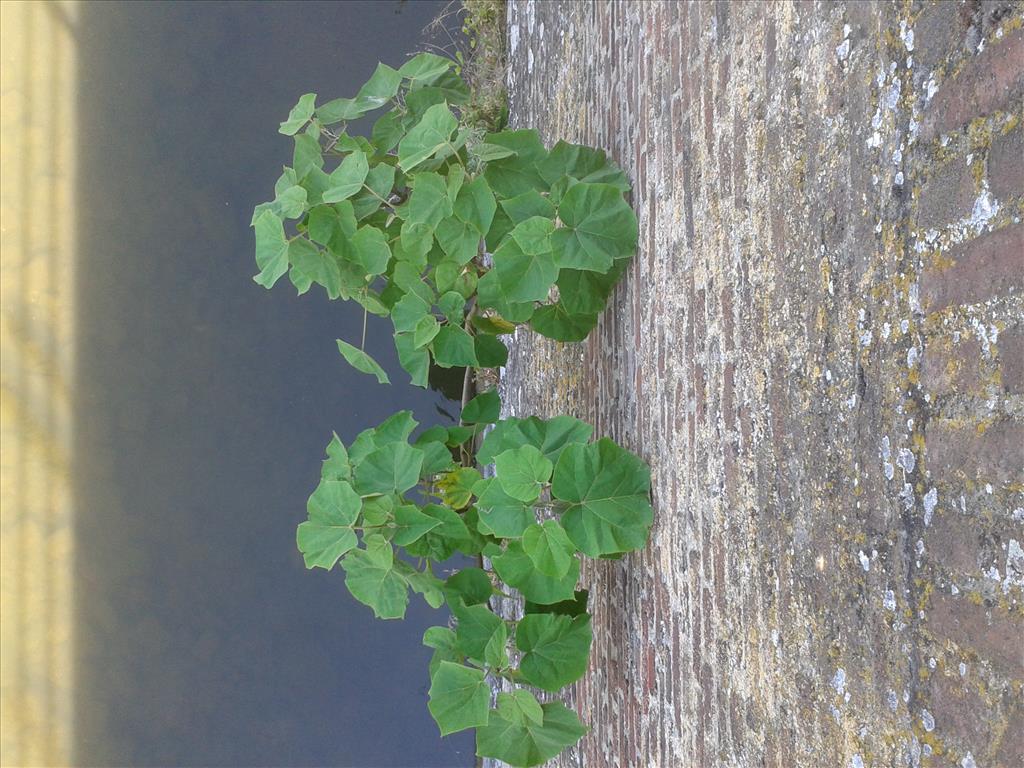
71,2 -> 471,765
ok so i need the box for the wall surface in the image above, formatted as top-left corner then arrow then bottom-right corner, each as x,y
499,1 -> 1023,766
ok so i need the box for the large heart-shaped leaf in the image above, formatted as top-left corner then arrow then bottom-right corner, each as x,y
554,182 -> 637,272
295,479 -> 361,569
551,438 -> 652,556
475,698 -> 587,768
398,103 -> 458,171
341,536 -> 409,619
515,613 -> 592,691
427,661 -> 490,736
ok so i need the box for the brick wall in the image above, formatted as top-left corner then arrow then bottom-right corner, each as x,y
497,1 -> 1023,766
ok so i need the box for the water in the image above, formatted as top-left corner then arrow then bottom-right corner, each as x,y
72,2 -> 472,765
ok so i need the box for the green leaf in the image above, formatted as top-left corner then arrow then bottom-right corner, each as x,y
474,334 -> 509,368
522,520 -> 576,578
529,304 -> 599,342
323,151 -> 370,202
475,699 -> 587,767
491,541 -> 580,604
481,129 -> 548,198
555,182 -> 638,271
373,410 -> 418,444
435,216 -> 480,264
538,140 -> 630,190
288,238 -> 341,298
551,438 -> 653,556
413,314 -> 440,348
394,332 -> 430,387
293,133 -> 324,179
353,62 -> 401,111
252,182 -> 308,223
392,504 -> 443,546
478,415 -> 593,465
295,479 -> 361,569
423,626 -> 462,677
399,53 -> 452,85
418,438 -> 456,476
556,263 -> 625,316
321,433 -> 351,481
454,601 -> 507,668
494,445 -> 552,502
279,93 -> 316,135
444,568 -> 493,607
499,189 -> 556,225
352,163 -> 396,220
351,225 -> 391,276
516,613 -> 592,691
431,326 -> 478,368
396,560 -> 445,609
454,175 -> 497,236
371,109 -> 405,153
336,339 -> 390,384
391,291 -> 431,333
252,210 -> 290,289
405,504 -> 472,561
525,589 -> 589,618
341,535 -> 409,619
461,390 -> 500,424
471,142 -> 517,162
427,661 -> 490,736
353,441 -> 424,496
510,215 -> 555,256
404,172 -> 453,228
471,478 -> 533,538
492,238 -> 558,304
307,205 -> 339,245
500,689 -> 544,727
360,495 -> 394,526
398,103 -> 458,171
437,291 -> 466,324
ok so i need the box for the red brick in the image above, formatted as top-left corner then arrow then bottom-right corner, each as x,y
925,671 -> 997,758
921,223 -> 1024,313
995,707 -> 1024,767
924,590 -> 1024,677
925,418 -> 1024,485
921,27 -> 1024,141
922,335 -> 988,395
989,122 -> 1024,202
1001,329 -> 1024,395
925,507 -> 983,575
917,157 -> 978,231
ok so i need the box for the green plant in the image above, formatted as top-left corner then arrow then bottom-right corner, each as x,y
251,53 -> 637,387
254,54 -> 651,767
296,391 -> 653,766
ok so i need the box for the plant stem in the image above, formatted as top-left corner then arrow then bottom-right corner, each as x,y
360,307 -> 368,350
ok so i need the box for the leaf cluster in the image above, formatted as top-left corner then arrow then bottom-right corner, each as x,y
252,53 -> 637,387
295,390 -> 652,766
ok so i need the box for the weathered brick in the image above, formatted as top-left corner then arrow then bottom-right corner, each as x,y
1000,328 -> 1024,395
924,670 -> 999,759
989,122 -> 1024,203
925,590 -> 1023,677
922,334 -> 989,395
921,223 -> 1024,313
913,0 -> 974,74
995,706 -> 1024,767
925,418 -> 1024,485
926,506 -> 984,575
921,26 -> 1024,141
917,157 -> 978,231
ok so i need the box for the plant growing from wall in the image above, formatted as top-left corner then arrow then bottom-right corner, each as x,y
253,54 -> 651,767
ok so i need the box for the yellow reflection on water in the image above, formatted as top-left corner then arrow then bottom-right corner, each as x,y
1,1 -> 78,764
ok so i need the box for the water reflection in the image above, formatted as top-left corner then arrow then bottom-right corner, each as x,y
2,1 -> 473,765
